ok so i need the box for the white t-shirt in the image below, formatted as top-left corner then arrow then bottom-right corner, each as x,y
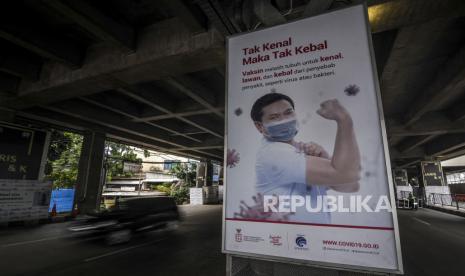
255,138 -> 331,224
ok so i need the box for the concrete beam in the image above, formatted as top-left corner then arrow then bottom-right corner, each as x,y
106,134 -> 222,162
303,0 -> 333,17
42,101 -> 182,147
195,0 -> 239,35
164,76 -> 224,119
397,135 -> 439,153
134,107 -> 224,122
79,96 -> 202,143
0,52 -> 41,80
398,159 -> 421,169
171,145 -> 223,151
168,136 -> 224,151
368,0 -> 465,33
41,99 -> 223,152
43,0 -> 135,52
0,108 -> 15,123
391,147 -> 425,159
379,19 -> 454,117
3,18 -> 224,109
445,100 -> 465,122
161,0 -> 206,34
253,0 -> 465,32
83,92 -> 143,118
0,72 -> 19,95
0,24 -> 84,68
437,148 -> 465,161
18,108 -> 223,161
425,134 -> 465,156
387,112 -> 465,137
116,83 -> 224,138
405,44 -> 465,126
171,131 -> 207,136
372,29 -> 397,77
253,0 -> 286,27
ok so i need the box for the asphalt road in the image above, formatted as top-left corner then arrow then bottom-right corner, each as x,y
0,205 -> 225,276
397,208 -> 465,276
0,206 -> 464,276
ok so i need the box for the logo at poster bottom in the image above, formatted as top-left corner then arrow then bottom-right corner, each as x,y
235,229 -> 243,242
269,235 -> 282,246
295,235 -> 308,250
234,228 -> 264,243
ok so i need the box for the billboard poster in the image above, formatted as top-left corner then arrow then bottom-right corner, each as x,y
0,180 -> 52,222
393,169 -> 408,186
0,123 -> 48,180
223,4 -> 403,274
420,161 -> 444,187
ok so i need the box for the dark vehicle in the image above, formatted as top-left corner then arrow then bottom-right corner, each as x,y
68,196 -> 180,245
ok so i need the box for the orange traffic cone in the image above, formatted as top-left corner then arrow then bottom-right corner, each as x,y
51,202 -> 57,217
71,203 -> 79,218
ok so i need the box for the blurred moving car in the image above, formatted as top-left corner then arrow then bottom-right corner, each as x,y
68,196 -> 180,244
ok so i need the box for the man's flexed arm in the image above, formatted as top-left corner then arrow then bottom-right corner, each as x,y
305,99 -> 361,187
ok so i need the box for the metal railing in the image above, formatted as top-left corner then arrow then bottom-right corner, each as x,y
397,190 -> 424,209
427,193 -> 465,210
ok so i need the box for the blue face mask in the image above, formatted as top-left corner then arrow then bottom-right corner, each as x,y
263,118 -> 298,142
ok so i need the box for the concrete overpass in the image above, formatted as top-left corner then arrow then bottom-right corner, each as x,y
0,0 -> 465,212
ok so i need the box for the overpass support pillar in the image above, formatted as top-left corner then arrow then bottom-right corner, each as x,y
75,131 -> 106,214
205,160 -> 213,187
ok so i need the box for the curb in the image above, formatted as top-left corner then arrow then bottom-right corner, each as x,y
425,205 -> 465,218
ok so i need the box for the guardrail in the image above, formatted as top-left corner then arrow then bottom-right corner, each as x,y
427,193 -> 465,211
397,191 -> 423,209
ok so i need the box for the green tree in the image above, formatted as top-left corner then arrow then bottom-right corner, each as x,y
170,162 -> 197,187
46,131 -> 83,189
169,162 -> 197,204
105,141 -> 142,180
46,133 -> 144,187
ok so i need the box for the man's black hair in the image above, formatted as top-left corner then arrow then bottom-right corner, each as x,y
250,93 -> 295,122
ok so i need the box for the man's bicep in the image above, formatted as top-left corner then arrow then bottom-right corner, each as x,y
305,156 -> 345,185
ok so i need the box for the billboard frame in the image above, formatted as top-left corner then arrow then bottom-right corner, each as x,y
221,2 -> 404,275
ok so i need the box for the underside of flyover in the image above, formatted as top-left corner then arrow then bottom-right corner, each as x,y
1,0 -> 465,168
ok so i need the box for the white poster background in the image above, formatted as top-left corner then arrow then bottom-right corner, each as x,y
223,4 -> 402,274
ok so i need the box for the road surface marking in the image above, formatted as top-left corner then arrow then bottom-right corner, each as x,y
84,238 -> 166,262
0,236 -> 64,248
413,217 -> 431,226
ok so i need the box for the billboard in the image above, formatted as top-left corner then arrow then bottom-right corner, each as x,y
223,4 -> 403,274
393,169 -> 408,186
420,161 -> 444,186
123,162 -> 142,173
0,180 -> 52,222
0,123 -> 48,180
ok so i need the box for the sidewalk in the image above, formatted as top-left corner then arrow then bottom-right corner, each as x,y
426,204 -> 465,218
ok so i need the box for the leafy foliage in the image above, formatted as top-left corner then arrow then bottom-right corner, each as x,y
171,186 -> 189,205
46,131 -> 83,189
169,162 -> 197,204
154,182 -> 172,194
46,132 -> 143,188
170,162 -> 197,187
104,141 -> 142,181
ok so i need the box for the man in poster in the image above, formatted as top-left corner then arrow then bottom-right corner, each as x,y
250,92 -> 361,223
